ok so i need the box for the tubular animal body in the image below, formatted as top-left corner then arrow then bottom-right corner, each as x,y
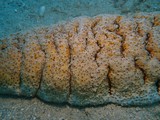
0,13 -> 160,106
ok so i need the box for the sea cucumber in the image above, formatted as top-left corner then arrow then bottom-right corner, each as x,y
0,13 -> 160,106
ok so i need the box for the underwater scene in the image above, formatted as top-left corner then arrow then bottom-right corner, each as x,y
0,0 -> 160,120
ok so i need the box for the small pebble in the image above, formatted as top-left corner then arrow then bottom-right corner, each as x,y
14,9 -> 18,13
39,6 -> 46,17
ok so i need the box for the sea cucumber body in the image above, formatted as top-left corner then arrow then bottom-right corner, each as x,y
0,13 -> 160,106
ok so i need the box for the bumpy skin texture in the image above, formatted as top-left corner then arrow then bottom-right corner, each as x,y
0,13 -> 160,106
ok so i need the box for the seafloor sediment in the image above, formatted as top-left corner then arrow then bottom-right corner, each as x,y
0,12 -> 160,106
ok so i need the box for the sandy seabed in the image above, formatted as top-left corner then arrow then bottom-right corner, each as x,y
0,0 -> 160,120
0,97 -> 160,120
